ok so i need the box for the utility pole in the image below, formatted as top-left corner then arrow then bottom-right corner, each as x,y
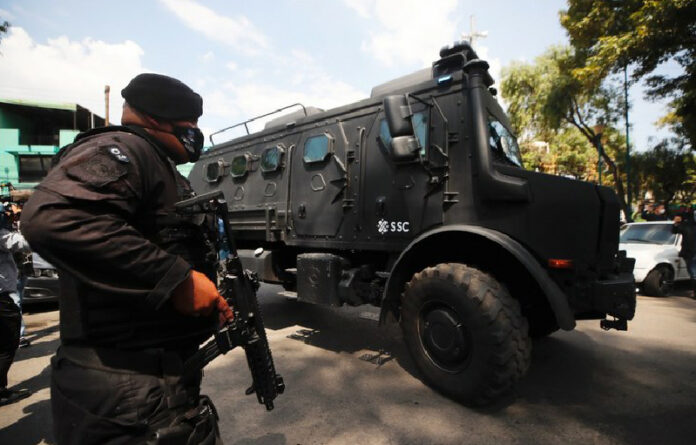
624,65 -> 631,217
104,85 -> 110,126
461,15 -> 488,48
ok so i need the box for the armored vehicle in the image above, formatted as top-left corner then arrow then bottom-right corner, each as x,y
189,41 -> 636,405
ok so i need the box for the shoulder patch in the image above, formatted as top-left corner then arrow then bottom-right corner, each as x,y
64,145 -> 130,188
105,145 -> 130,163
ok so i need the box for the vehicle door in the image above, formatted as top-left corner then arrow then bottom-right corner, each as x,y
290,126 -> 348,237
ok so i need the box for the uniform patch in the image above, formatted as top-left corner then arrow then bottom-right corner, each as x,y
106,145 -> 130,163
64,146 -> 129,188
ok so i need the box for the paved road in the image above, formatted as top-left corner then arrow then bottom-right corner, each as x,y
2,287 -> 696,445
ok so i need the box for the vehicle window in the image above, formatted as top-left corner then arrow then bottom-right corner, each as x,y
379,111 -> 428,156
304,133 -> 333,163
488,116 -> 523,167
230,154 -> 248,178
261,145 -> 284,172
620,224 -> 677,245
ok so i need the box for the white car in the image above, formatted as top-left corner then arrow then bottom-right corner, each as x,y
619,221 -> 690,296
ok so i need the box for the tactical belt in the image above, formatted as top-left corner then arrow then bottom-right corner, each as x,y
59,345 -> 192,377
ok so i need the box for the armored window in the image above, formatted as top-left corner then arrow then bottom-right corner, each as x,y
261,145 -> 284,172
204,159 -> 227,183
303,133 -> 334,164
379,111 -> 428,156
230,154 -> 250,178
487,117 -> 523,167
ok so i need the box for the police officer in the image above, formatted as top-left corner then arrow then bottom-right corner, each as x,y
21,73 -> 234,444
0,203 -> 32,406
673,214 -> 696,297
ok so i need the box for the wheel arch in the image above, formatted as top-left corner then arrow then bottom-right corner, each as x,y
379,225 -> 576,330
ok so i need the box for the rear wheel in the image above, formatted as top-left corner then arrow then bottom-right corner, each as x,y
643,266 -> 674,297
401,263 -> 531,406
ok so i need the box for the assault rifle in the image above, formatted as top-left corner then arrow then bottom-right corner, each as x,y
175,191 -> 285,411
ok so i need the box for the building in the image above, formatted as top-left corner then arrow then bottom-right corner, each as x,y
0,98 -> 105,190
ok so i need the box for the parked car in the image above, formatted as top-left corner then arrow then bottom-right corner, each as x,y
23,252 -> 59,304
619,221 -> 690,296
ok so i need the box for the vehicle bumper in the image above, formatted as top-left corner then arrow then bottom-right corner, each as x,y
23,277 -> 60,304
590,272 -> 636,320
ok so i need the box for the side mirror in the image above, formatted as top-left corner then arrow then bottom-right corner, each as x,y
383,95 -> 420,161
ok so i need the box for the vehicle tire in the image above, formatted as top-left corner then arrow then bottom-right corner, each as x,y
643,266 -> 674,297
401,263 -> 531,406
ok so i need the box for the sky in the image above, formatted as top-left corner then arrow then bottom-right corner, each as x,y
0,0 -> 677,150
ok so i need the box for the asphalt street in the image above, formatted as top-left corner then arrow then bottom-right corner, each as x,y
1,286 -> 695,445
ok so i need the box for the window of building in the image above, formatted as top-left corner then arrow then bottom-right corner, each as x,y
18,155 -> 53,183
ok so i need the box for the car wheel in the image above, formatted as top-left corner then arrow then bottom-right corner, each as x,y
401,263 -> 531,406
643,266 -> 674,297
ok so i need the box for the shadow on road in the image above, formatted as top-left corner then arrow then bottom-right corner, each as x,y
0,398 -> 55,445
254,285 -> 696,444
259,286 -> 417,375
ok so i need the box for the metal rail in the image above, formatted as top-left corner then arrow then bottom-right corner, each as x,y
209,103 -> 308,146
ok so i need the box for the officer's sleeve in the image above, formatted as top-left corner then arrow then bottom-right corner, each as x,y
20,138 -> 191,309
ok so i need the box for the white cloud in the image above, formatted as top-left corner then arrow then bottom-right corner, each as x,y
159,0 -> 270,55
200,51 -> 367,140
344,0 -> 372,18
344,0 -> 459,67
0,27 -> 146,122
225,61 -> 238,71
0,8 -> 15,20
201,51 -> 215,62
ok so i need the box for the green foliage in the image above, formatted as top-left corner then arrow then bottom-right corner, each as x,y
500,45 -> 631,217
561,0 -> 696,147
632,139 -> 696,204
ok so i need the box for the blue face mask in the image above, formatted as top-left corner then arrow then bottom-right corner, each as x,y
172,126 -> 204,162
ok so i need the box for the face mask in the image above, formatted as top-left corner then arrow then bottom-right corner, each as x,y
172,126 -> 204,162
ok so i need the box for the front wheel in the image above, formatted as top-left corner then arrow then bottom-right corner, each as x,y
643,266 -> 674,297
401,263 -> 531,406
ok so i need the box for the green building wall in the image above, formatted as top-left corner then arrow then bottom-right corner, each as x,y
0,128 -> 79,189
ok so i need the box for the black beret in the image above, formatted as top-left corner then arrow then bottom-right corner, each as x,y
121,73 -> 203,121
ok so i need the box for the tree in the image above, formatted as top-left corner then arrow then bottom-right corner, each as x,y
561,0 -> 696,148
631,139 -> 696,205
501,46 -> 632,219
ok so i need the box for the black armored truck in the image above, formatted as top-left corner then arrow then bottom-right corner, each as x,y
189,42 -> 636,405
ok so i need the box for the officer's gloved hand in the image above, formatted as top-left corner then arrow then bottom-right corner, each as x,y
171,270 -> 234,324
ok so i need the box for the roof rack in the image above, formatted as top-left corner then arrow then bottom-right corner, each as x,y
209,103 -> 308,146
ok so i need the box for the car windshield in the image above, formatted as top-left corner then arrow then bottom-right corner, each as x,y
620,224 -> 677,245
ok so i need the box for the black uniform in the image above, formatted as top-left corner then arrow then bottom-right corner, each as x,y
21,126 -> 221,444
672,219 -> 696,287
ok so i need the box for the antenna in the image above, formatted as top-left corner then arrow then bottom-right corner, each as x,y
461,15 -> 488,48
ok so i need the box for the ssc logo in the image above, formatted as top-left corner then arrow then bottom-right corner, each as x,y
377,219 -> 410,234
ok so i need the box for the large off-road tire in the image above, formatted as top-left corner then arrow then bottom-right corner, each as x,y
643,265 -> 674,297
401,263 -> 531,406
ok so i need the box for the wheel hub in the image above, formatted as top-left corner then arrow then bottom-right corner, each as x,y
420,306 -> 470,370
